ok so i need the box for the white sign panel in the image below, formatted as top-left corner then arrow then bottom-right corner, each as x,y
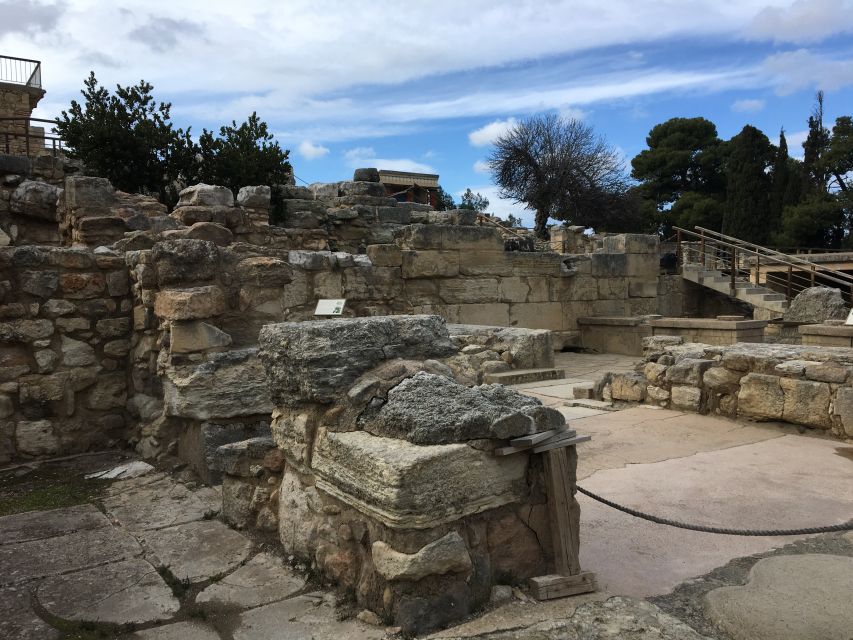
846,308 -> 853,326
314,299 -> 346,316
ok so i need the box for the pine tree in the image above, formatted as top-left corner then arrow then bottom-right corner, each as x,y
802,91 -> 832,195
722,125 -> 773,244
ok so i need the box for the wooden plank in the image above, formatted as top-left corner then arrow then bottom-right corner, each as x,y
510,428 -> 561,447
544,446 -> 582,575
494,430 -> 577,456
529,572 -> 597,600
532,434 -> 589,454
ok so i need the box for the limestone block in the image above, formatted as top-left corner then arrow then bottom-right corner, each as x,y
170,321 -> 232,353
602,234 -> 659,254
353,168 -> 380,182
458,251 -> 513,277
737,373 -> 784,420
15,419 -> 58,456
497,277 -> 529,303
236,185 -> 271,209
106,270 -> 130,296
86,373 -> 127,410
277,467 -> 321,556
597,278 -> 629,300
395,225 -> 503,251
178,184 -> 234,208
359,371 -> 562,444
338,181 -> 387,198
288,250 -> 332,271
95,317 -> 131,337
10,181 -> 61,221
152,239 -> 218,286
0,318 -> 54,343
804,362 -> 849,384
366,244 -> 403,267
564,275 -> 598,301
671,386 -> 701,411
438,278 -> 498,304
258,316 -> 456,407
343,266 -> 403,301
19,373 -> 67,403
455,303 -> 509,326
59,272 -> 106,298
590,253 -> 627,278
646,385 -> 670,403
164,349 -> 273,420
402,250 -> 459,279
504,252 -> 563,277
178,222 -> 234,246
18,270 -> 58,298
780,378 -> 832,428
508,302 -> 564,331
170,205 -> 232,227
832,387 -> 853,437
312,430 -> 529,529
783,287 -> 848,323
487,512 -> 545,579
702,367 -> 743,391
665,358 -> 715,386
372,532 -> 472,581
0,394 -> 12,419
628,279 -> 658,298
625,254 -> 659,278
154,286 -> 227,321
643,362 -> 668,386
63,176 -> 115,213
610,372 -> 646,402
60,335 -> 96,366
235,256 -> 292,286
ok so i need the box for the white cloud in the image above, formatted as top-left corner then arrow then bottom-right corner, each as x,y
468,118 -> 518,147
746,0 -> 853,44
785,129 -> 809,160
298,140 -> 330,160
558,106 -> 587,121
761,49 -> 853,95
731,98 -> 765,112
473,160 -> 490,174
343,147 -> 435,173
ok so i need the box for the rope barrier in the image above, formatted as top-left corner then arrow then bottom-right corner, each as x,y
576,485 -> 853,536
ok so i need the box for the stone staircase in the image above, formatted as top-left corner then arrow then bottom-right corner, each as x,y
681,264 -> 789,314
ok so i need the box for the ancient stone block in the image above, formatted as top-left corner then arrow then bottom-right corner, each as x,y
18,270 -> 58,298
96,317 -> 131,337
19,373 -> 67,403
602,234 -> 659,254
590,253 -> 627,278
832,387 -> 853,437
646,385 -> 670,403
10,181 -> 61,221
804,362 -> 849,384
783,287 -> 848,323
610,372 -> 646,402
258,316 -> 455,407
63,176 -> 115,212
360,371 -> 561,444
665,358 -> 714,386
164,349 -> 273,420
288,250 -> 332,271
105,270 -> 129,297
702,367 -> 743,391
401,250 -> 459,279
152,239 -> 218,286
0,319 -> 53,342
455,303 -> 510,326
170,321 -> 232,353
237,185 -> 271,209
643,362 -> 668,386
438,278 -> 497,304
366,244 -> 403,267
508,302 -> 564,331
178,183 -> 234,208
628,279 -> 658,298
353,168 -> 380,182
59,272 -> 106,298
780,378 -> 832,428
86,374 -> 127,410
154,286 -> 227,321
486,512 -> 545,580
737,373 -> 784,420
671,386 -> 701,411
312,430 -> 529,529
60,335 -> 96,366
235,256 -> 292,286
372,532 -> 472,581
15,419 -> 57,456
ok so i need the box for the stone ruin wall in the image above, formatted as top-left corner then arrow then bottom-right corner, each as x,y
606,337 -> 853,440
1,166 -> 666,466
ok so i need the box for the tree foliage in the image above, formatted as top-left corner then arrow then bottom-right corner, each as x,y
488,113 -> 635,238
459,188 -> 489,212
722,125 -> 774,244
435,186 -> 455,211
55,73 -> 291,209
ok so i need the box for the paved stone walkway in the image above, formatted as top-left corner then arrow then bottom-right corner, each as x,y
0,471 -> 385,639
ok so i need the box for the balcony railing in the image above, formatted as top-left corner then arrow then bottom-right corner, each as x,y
0,117 -> 64,156
0,55 -> 42,88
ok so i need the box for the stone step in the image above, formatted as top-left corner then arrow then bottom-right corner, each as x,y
485,368 -> 566,386
563,398 -> 617,411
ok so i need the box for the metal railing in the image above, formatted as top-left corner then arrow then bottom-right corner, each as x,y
0,55 -> 41,88
674,226 -> 853,305
0,116 -> 65,156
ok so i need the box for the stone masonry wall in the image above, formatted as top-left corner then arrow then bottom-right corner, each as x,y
0,245 -> 132,463
609,337 -> 853,440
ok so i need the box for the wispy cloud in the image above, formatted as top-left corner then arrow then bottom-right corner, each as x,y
745,0 -> 853,44
473,160 -> 490,174
127,16 -> 206,53
469,118 -> 518,146
731,98 -> 765,112
762,49 -> 853,95
298,140 -> 329,159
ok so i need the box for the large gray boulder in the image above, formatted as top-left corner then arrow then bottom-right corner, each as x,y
353,167 -> 380,182
258,316 -> 457,406
783,287 -> 849,323
359,371 -> 564,444
10,180 -> 62,221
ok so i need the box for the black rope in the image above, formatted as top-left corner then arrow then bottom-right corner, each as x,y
576,485 -> 853,536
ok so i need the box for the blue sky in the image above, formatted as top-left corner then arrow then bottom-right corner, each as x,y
3,0 -> 853,225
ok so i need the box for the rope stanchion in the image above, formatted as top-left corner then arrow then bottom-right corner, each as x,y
576,485 -> 853,536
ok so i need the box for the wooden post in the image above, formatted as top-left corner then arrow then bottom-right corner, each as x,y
528,445 -> 597,600
699,231 -> 706,268
811,265 -> 816,287
754,254 -> 760,285
787,266 -> 792,300
730,247 -> 737,295
676,229 -> 683,272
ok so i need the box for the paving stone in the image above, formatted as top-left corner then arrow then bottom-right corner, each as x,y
705,554 -> 853,640
0,525 -> 141,586
132,621 -> 221,639
0,585 -> 60,640
233,595 -> 385,640
196,552 -> 305,608
0,504 -> 108,545
38,557 -> 179,625
140,520 -> 254,583
102,476 -> 220,530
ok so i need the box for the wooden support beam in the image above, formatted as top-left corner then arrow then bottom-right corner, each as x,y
529,572 -> 597,600
493,430 -> 578,457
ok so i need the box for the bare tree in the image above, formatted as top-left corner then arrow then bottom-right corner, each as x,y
488,113 -> 634,238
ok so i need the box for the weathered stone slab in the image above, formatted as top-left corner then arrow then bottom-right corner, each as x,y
360,372 -> 562,444
0,526 -> 141,585
258,315 -> 456,407
101,476 -> 221,531
139,520 -> 253,583
178,183 -> 234,207
0,585 -> 61,640
737,373 -> 784,420
196,552 -> 305,607
0,504 -> 108,546
154,285 -> 227,320
372,531 -> 472,581
164,349 -> 272,420
312,430 -> 528,529
134,621 -> 221,639
38,558 -> 179,624
169,320 -> 232,353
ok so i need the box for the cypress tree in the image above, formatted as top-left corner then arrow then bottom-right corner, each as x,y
768,129 -> 789,232
722,125 -> 773,244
